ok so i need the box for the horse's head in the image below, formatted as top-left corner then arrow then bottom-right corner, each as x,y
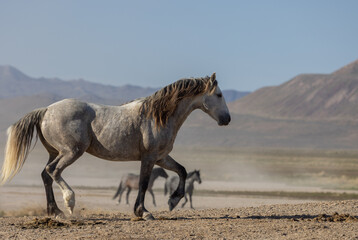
193,170 -> 202,184
200,73 -> 231,126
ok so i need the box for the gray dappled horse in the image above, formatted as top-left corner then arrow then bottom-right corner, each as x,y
164,170 -> 202,209
113,167 -> 168,206
0,73 -> 230,220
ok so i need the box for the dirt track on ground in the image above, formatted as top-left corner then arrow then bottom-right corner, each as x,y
1,200 -> 358,239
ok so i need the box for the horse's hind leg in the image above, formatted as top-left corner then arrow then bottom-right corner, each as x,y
148,189 -> 156,207
113,181 -> 124,203
41,154 -> 63,217
118,186 -> 127,204
46,150 -> 84,214
156,155 -> 187,211
125,187 -> 131,205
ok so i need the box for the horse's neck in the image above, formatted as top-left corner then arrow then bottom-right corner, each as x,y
170,97 -> 201,134
186,175 -> 196,185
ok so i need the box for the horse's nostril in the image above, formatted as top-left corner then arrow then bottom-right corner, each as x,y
218,113 -> 231,126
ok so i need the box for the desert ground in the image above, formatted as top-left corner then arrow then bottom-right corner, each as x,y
1,147 -> 358,239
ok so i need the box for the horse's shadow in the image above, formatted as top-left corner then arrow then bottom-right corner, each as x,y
70,213 -> 358,222
156,213 -> 358,222
177,214 -> 316,221
243,213 -> 358,221
243,214 -> 317,220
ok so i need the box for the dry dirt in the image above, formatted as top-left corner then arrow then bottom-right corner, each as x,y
1,187 -> 358,240
2,148 -> 358,239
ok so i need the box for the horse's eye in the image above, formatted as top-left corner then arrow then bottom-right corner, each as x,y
216,93 -> 222,98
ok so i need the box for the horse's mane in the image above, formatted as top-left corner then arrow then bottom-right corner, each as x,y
187,171 -> 196,178
141,76 -> 217,127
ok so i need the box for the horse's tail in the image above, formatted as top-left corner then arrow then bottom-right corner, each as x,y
113,181 -> 123,200
0,108 -> 47,185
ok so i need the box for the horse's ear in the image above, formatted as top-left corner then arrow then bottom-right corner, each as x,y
210,72 -> 216,82
209,73 -> 217,93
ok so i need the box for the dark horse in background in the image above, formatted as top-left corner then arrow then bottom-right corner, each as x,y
0,73 -> 230,220
165,170 -> 202,209
113,167 -> 168,206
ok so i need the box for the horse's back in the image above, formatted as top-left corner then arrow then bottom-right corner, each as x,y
122,173 -> 140,189
44,99 -> 95,122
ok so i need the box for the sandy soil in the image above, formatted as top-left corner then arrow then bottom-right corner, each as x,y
1,186 -> 358,239
1,200 -> 358,239
2,148 -> 358,239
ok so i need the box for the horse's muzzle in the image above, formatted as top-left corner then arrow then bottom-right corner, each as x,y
218,113 -> 231,126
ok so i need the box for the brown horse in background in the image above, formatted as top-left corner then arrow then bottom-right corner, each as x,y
113,167 -> 168,206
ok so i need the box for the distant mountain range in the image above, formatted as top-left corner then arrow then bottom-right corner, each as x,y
0,65 -> 248,104
0,65 -> 155,104
230,59 -> 358,120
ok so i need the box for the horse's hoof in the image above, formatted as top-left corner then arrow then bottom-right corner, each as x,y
55,211 -> 66,219
66,206 -> 74,215
168,200 -> 175,211
134,207 -> 143,217
143,212 -> 155,221
168,199 -> 177,211
168,196 -> 182,211
63,190 -> 75,214
48,205 -> 64,218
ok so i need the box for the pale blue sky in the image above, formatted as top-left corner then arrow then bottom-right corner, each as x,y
1,1 -> 357,91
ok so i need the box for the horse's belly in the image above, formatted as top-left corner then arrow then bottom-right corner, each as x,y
86,140 -> 141,161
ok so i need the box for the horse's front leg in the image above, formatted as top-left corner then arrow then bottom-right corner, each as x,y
181,193 -> 188,208
134,155 -> 156,220
156,155 -> 187,211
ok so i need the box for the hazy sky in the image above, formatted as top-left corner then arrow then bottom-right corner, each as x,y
1,1 -> 357,91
